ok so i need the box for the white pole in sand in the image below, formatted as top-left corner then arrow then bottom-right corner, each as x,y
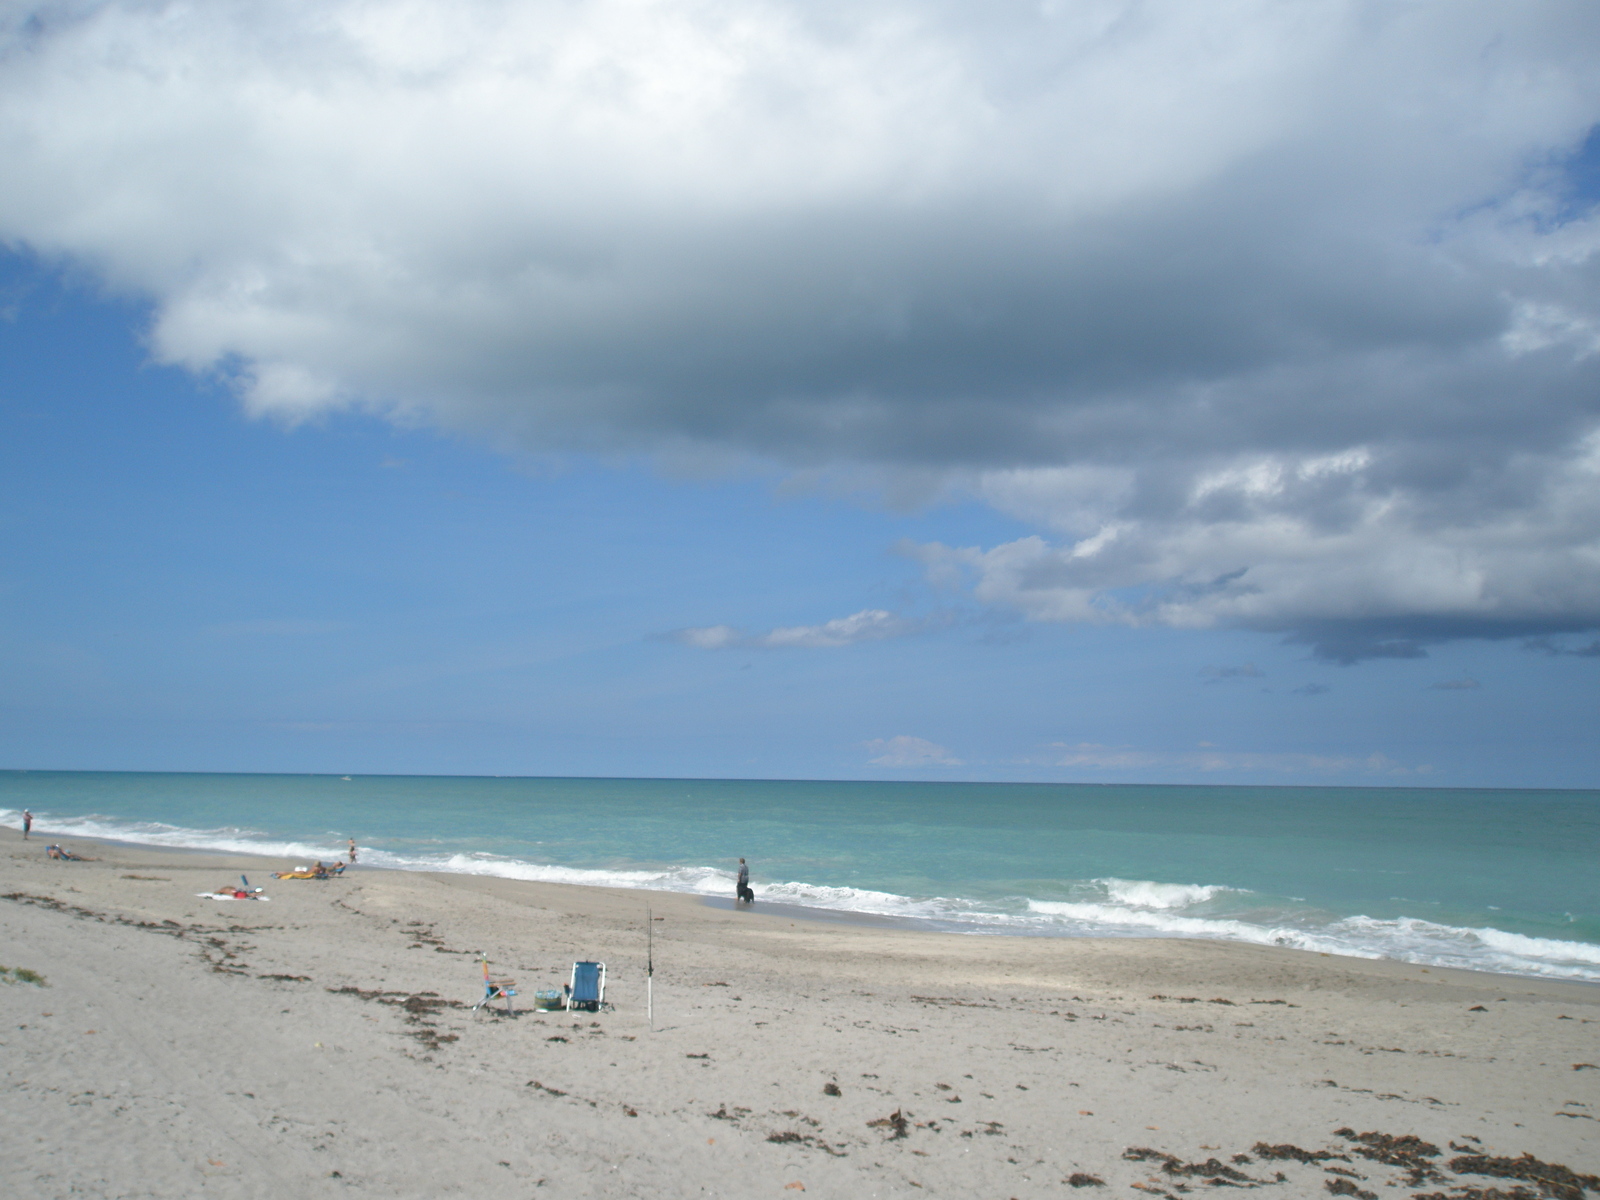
646,906 -> 654,1031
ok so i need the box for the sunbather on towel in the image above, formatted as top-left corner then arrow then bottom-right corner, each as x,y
48,844 -> 92,861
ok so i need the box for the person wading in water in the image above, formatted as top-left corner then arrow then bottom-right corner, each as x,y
736,858 -> 754,904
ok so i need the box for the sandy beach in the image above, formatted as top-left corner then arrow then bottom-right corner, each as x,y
2,827 -> 1597,1199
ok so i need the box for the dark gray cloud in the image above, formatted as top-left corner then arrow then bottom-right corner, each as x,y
2,1 -> 1599,650
1523,636 -> 1600,657
1202,663 -> 1264,681
1282,618 -> 1600,665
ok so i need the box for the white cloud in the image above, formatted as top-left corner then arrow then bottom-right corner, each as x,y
865,735 -> 962,767
4,2 -> 1600,649
672,608 -> 916,649
761,609 -> 909,648
1047,743 -> 1425,775
672,624 -> 745,650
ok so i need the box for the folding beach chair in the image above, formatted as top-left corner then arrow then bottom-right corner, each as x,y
565,961 -> 607,1012
472,955 -> 517,1017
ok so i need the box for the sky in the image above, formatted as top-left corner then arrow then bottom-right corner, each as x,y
1,0 -> 1599,788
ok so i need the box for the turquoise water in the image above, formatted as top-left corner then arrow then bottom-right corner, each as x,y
3,771 -> 1597,981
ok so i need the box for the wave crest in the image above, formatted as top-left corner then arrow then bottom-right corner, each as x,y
1098,878 -> 1234,909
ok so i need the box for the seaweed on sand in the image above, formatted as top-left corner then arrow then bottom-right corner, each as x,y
1253,1143 -> 1348,1164
1324,1179 -> 1377,1200
867,1109 -> 909,1139
1445,1154 -> 1600,1200
1123,1148 -> 1255,1183
1334,1128 -> 1446,1185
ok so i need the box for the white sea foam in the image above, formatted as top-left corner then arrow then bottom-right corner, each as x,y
6,807 -> 1597,983
362,848 -> 733,895
1027,899 -> 1363,954
1,808 -> 341,862
1098,878 -> 1234,909
753,879 -> 995,922
1473,925 -> 1600,966
1024,901 -> 1600,980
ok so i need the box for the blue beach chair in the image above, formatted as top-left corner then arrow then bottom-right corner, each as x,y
565,961 -> 607,1012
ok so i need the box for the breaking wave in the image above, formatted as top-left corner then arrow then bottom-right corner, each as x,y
5,806 -> 1597,982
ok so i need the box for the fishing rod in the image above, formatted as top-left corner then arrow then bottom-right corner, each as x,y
646,905 -> 654,1031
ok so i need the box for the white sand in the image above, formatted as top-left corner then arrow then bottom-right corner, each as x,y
2,827 -> 1597,1198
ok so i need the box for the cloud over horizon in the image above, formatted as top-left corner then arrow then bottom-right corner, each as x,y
4,1 -> 1600,655
671,608 -> 919,650
865,735 -> 962,768
1046,743 -> 1426,776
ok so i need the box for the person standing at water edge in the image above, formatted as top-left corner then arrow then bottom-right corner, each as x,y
22,809 -> 31,839
348,838 -> 357,864
736,858 -> 753,904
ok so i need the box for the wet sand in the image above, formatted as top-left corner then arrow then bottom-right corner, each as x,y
2,827 -> 1597,1198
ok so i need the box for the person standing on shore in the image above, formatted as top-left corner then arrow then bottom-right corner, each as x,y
348,838 -> 357,864
22,809 -> 32,839
736,858 -> 753,904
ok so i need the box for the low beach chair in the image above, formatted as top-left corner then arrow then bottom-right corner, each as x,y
472,977 -> 517,1017
565,961 -> 607,1012
471,954 -> 516,1017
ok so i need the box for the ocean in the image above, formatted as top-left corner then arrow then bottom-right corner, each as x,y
3,771 -> 1597,983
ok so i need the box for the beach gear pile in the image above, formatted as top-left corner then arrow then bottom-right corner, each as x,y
272,861 -> 347,880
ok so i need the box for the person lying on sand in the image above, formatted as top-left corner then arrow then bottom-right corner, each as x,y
47,844 -> 94,861
198,888 -> 268,901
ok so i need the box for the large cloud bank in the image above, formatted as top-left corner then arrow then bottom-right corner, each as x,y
3,1 -> 1600,654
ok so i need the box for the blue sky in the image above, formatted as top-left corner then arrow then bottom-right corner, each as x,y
2,2 -> 1599,787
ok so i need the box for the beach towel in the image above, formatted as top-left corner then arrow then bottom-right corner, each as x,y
196,892 -> 270,901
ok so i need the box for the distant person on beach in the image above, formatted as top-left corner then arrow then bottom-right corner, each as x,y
736,858 -> 754,904
22,809 -> 31,838
348,838 -> 357,864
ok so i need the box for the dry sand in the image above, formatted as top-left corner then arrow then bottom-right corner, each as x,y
2,827 -> 1597,1199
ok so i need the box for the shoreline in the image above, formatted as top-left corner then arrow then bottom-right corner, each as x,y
19,821 -> 1600,988
13,821 -> 1600,1001
4,825 -> 1599,1197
